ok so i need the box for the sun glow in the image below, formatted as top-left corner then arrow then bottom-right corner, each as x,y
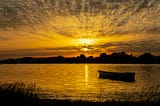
77,38 -> 94,45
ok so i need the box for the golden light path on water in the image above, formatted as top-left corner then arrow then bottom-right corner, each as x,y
85,64 -> 88,86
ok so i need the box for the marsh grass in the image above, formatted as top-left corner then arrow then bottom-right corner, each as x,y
0,82 -> 160,106
0,82 -> 40,106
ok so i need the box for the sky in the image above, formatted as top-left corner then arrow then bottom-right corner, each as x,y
0,0 -> 160,59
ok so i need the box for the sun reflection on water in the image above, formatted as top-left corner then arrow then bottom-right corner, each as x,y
85,64 -> 88,86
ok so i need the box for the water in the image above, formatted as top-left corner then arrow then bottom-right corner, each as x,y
0,64 -> 160,101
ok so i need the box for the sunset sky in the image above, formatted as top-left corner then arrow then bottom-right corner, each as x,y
0,0 -> 160,59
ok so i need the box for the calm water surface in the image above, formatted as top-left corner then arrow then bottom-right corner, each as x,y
0,64 -> 160,101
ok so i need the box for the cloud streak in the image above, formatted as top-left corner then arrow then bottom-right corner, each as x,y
0,46 -> 81,59
98,38 -> 160,54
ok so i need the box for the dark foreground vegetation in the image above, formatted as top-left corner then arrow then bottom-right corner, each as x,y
0,82 -> 160,106
1,52 -> 160,64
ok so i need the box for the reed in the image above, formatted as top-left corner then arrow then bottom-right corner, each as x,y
0,82 -> 40,106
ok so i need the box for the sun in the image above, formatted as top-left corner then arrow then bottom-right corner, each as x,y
81,47 -> 89,52
73,38 -> 100,52
77,38 -> 94,52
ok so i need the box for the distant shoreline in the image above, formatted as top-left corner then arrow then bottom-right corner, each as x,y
0,52 -> 160,64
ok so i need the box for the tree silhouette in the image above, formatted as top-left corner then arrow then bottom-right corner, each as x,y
99,53 -> 108,63
138,53 -> 155,64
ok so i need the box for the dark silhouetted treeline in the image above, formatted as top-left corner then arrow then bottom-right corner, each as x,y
0,52 -> 160,64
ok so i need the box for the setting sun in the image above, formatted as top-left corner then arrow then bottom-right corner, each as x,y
81,47 -> 89,52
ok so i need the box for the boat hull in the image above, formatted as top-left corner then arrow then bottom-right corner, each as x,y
98,70 -> 135,82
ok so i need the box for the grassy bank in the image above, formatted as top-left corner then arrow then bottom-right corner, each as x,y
0,82 -> 39,106
0,82 -> 160,106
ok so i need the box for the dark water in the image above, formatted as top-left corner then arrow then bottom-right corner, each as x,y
0,64 -> 160,101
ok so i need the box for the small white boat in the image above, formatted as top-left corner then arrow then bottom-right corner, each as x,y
98,70 -> 135,82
